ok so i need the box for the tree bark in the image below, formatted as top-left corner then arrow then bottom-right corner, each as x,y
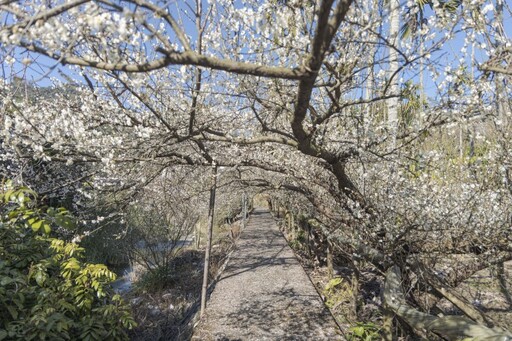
387,0 -> 400,146
381,308 -> 394,341
384,266 -> 512,340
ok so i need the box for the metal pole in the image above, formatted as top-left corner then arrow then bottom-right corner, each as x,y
200,162 -> 217,317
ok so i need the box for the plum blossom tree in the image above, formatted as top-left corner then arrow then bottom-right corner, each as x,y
1,0 -> 512,338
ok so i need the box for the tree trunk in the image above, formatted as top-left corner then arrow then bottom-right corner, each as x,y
419,32 -> 425,127
388,0 -> 400,146
497,261 -> 512,307
494,0 -> 511,124
364,0 -> 378,134
381,308 -> 394,341
384,266 -> 512,340
200,162 -> 217,317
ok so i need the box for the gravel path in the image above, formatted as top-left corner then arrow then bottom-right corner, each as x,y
192,208 -> 342,340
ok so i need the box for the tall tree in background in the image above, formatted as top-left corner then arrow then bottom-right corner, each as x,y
387,0 -> 401,145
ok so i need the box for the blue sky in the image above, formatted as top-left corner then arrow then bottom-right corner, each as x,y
2,0 -> 511,98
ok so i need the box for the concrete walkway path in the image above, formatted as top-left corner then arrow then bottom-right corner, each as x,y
192,208 -> 342,340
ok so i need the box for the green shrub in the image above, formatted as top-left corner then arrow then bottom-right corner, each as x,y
289,229 -> 306,251
134,264 -> 174,293
323,277 -> 353,310
0,181 -> 136,340
347,322 -> 380,341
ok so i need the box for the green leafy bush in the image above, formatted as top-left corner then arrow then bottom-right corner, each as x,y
323,277 -> 353,310
347,322 -> 380,341
134,264 -> 173,293
0,181 -> 136,340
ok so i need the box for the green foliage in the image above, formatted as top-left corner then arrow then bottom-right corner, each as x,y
347,322 -> 381,341
289,239 -> 302,251
400,80 -> 424,128
0,181 -> 136,340
322,277 -> 353,310
289,229 -> 306,251
134,264 -> 173,293
324,277 -> 344,292
401,0 -> 461,39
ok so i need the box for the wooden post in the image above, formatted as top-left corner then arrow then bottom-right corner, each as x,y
242,192 -> 247,229
290,212 -> 295,239
306,221 -> 311,257
327,241 -> 334,280
195,222 -> 201,249
351,260 -> 360,320
200,162 -> 217,317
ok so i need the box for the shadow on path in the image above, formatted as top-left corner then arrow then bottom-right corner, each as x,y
192,208 -> 341,340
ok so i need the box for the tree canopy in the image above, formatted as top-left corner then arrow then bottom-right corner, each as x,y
1,0 -> 512,338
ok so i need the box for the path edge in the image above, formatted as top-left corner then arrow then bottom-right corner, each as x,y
175,214 -> 252,341
270,211 -> 346,338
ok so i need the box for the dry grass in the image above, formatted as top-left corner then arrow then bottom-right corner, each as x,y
126,235 -> 234,341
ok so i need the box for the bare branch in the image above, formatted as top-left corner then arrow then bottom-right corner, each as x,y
126,0 -> 192,51
480,64 -> 512,76
17,41 -> 307,79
